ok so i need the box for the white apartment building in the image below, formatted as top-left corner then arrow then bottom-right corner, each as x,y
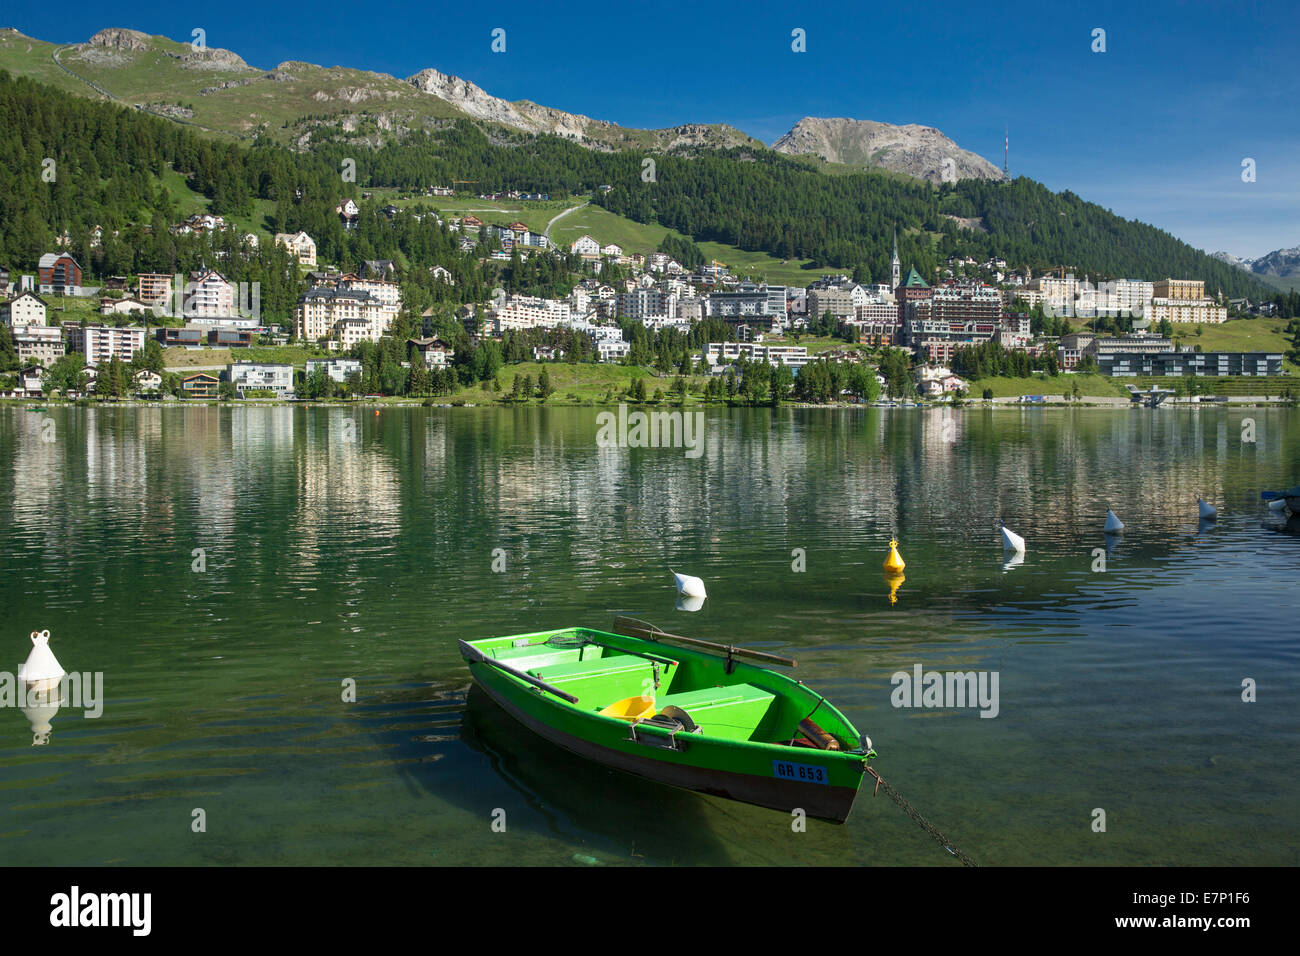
184,270 -> 235,317
305,358 -> 363,383
295,288 -> 389,343
484,296 -> 572,334
228,362 -> 294,397
1027,274 -> 1078,315
596,339 -> 631,363
702,342 -> 809,371
66,325 -> 146,366
616,288 -> 676,321
13,325 -> 64,366
338,275 -> 401,320
1093,279 -> 1153,316
570,235 -> 601,256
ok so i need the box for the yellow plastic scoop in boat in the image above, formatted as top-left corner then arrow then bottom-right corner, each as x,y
599,695 -> 657,721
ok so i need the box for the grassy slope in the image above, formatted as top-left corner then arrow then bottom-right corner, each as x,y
971,374 -> 1127,399
1170,317 -> 1294,363
0,32 -> 90,94
450,362 -> 710,404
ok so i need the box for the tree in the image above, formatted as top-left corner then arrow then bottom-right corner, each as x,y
537,366 -> 553,400
770,362 -> 794,406
43,353 -> 89,395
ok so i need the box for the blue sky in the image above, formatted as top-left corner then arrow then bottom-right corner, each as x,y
19,0 -> 1299,258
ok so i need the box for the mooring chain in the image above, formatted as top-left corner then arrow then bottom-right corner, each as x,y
866,767 -> 978,867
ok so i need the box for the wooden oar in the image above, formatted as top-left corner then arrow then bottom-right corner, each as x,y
612,616 -> 797,668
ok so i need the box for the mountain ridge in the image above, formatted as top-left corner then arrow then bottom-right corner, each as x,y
0,26 -> 999,181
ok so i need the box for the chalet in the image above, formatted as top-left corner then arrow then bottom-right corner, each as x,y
274,231 -> 317,267
408,337 -> 453,369
133,369 -> 163,393
363,260 -> 396,279
430,265 -> 455,284
16,366 -> 46,397
533,345 -> 565,361
37,253 -> 82,295
182,373 -> 220,399
601,243 -> 623,258
336,198 -> 360,229
461,215 -> 483,229
381,205 -> 401,219
99,296 -> 150,316
305,270 -> 342,288
570,235 -> 601,257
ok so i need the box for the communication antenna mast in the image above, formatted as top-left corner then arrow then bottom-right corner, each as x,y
1004,127 -> 1009,177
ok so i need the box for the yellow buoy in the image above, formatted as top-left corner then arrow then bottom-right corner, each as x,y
883,538 -> 905,573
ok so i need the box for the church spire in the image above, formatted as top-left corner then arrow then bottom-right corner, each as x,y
891,226 -> 901,289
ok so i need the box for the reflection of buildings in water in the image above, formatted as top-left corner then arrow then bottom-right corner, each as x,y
7,410 -> 66,542
902,409 -> 1268,541
229,405 -> 295,453
293,412 -> 401,567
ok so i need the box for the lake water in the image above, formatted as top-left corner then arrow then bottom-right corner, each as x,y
1,404 -> 1296,866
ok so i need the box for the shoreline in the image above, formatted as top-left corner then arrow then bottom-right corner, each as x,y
2,397 -> 1293,410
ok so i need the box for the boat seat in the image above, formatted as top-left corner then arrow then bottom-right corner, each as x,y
656,684 -> 774,712
654,684 -> 776,741
529,655 -> 655,688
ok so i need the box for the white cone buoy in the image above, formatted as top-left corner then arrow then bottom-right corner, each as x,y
1198,498 -> 1217,520
671,570 -> 707,599
998,522 -> 1025,554
1268,497 -> 1287,512
1104,508 -> 1124,533
17,630 -> 65,691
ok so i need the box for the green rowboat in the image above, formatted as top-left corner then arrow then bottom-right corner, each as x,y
458,618 -> 876,823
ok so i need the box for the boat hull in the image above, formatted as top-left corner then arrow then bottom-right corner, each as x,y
467,659 -> 864,823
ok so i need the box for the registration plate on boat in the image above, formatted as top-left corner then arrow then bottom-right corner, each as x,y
771,759 -> 828,784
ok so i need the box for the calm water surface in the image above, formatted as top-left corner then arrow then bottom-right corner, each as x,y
0,404 -> 1296,866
